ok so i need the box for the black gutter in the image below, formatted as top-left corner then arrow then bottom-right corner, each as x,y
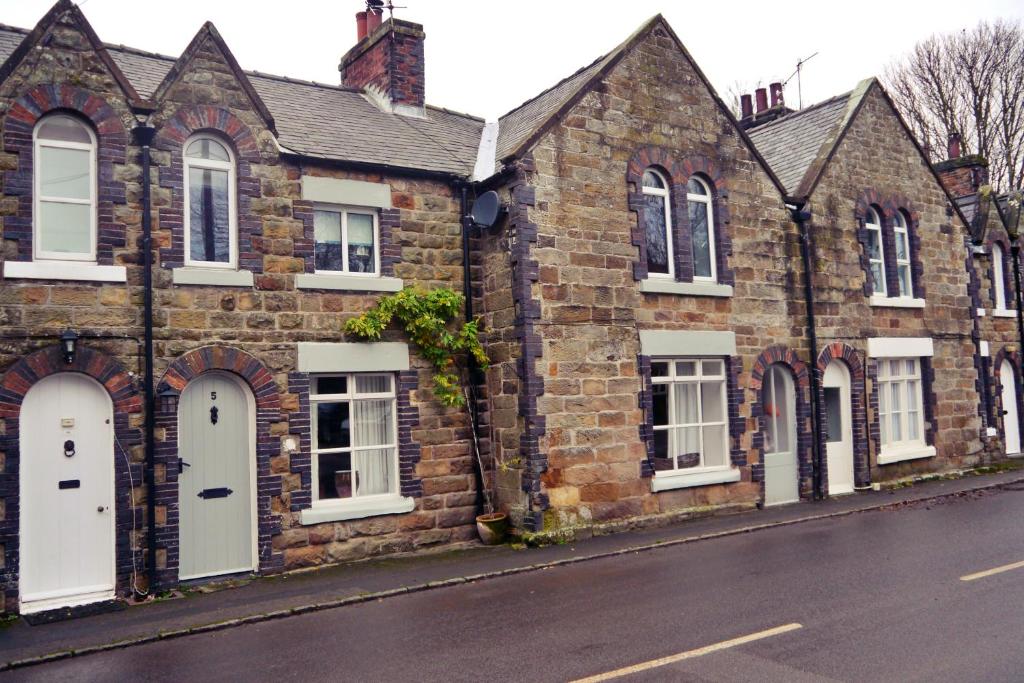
457,181 -> 485,516
278,152 -> 465,183
791,205 -> 826,500
132,123 -> 158,595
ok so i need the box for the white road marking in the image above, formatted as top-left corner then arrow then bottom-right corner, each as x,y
960,559 -> 1024,582
569,622 -> 804,682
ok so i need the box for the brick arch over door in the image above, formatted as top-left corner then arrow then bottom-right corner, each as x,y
749,346 -> 814,500
154,346 -> 283,587
993,347 -> 1023,454
153,106 -> 264,272
626,146 -> 733,285
817,342 -> 870,488
853,190 -> 924,300
2,83 -> 130,263
0,345 -> 143,609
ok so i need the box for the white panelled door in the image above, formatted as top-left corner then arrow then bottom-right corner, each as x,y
1002,360 -> 1021,456
178,373 -> 255,580
824,362 -> 855,495
20,373 -> 115,613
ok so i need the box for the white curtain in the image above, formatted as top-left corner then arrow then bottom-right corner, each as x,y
352,376 -> 394,496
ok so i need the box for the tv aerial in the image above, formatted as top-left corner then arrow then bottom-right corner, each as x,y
783,52 -> 819,109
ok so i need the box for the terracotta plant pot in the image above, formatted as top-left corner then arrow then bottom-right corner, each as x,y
476,512 -> 508,545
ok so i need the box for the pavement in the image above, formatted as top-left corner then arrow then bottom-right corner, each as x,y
2,466 -> 1023,676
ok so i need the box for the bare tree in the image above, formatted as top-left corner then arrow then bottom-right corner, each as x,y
884,19 -> 1024,192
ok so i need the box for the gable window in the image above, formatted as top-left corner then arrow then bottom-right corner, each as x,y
687,176 -> 716,281
33,114 -> 96,262
877,358 -> 926,454
893,210 -> 912,297
865,207 -> 886,296
650,358 -> 729,473
314,206 -> 379,275
993,242 -> 1008,310
311,374 -> 398,505
641,169 -> 673,277
184,135 -> 236,268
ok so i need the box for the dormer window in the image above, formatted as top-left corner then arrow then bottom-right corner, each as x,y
893,210 -> 912,297
641,169 -> 673,278
687,176 -> 716,282
33,114 -> 96,262
184,135 -> 236,268
866,207 -> 886,296
993,242 -> 1008,310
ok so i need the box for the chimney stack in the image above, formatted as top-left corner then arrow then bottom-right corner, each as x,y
934,131 -> 989,198
340,14 -> 427,116
740,94 -> 753,119
947,132 -> 961,160
754,87 -> 768,114
355,11 -> 367,41
769,82 -> 783,108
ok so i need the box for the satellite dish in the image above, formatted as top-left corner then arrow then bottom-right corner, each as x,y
469,191 -> 505,228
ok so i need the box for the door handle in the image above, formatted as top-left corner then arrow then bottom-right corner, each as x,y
178,458 -> 191,474
97,506 -> 107,513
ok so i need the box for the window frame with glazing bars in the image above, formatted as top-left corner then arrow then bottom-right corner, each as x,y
649,358 -> 731,474
312,204 -> 381,277
183,133 -> 238,269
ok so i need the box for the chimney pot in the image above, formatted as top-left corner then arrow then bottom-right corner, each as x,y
356,11 -> 368,41
755,87 -> 768,114
366,8 -> 382,33
740,94 -> 753,119
769,82 -> 783,108
948,132 -> 962,160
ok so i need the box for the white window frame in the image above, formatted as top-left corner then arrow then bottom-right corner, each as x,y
877,357 -> 929,459
309,373 -> 400,510
993,242 -> 1008,311
865,207 -> 886,296
183,133 -> 237,269
32,113 -> 97,263
893,210 -> 912,297
642,168 -> 674,280
686,176 -> 717,283
312,204 -> 381,277
650,358 -> 732,477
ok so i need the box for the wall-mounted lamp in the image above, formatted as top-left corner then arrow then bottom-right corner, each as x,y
158,386 -> 181,413
60,329 -> 79,365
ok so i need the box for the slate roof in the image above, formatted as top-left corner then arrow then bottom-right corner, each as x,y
747,90 -> 858,197
0,24 -> 484,177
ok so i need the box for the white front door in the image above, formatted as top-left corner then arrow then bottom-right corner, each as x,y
1002,360 -> 1021,456
20,374 -> 115,613
763,364 -> 799,506
178,373 -> 255,580
824,362 -> 855,495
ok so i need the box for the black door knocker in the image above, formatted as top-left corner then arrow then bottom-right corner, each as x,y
64,440 -> 75,458
210,405 -> 219,425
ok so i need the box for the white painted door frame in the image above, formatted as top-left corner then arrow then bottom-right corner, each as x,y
177,371 -> 258,581
19,373 -> 116,614
1001,360 -> 1021,456
824,361 -> 855,496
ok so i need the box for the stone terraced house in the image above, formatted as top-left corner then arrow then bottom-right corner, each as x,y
0,1 -> 1019,615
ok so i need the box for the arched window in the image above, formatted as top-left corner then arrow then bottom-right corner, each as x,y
865,207 -> 886,295
33,113 -> 96,261
641,169 -> 672,277
687,176 -> 716,281
184,135 -> 236,267
993,242 -> 1008,310
762,364 -> 795,458
893,210 -> 912,296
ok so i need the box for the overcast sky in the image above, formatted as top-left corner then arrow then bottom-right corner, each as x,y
4,1 -> 1023,120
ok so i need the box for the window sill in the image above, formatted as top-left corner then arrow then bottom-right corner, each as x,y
172,267 -> 254,287
295,273 -> 404,292
3,260 -> 127,283
869,295 -> 925,309
877,444 -> 936,465
651,467 -> 741,492
299,495 -> 415,525
992,309 -> 1017,318
639,279 -> 733,297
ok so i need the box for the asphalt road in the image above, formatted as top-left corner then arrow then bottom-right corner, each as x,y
9,485 -> 1024,682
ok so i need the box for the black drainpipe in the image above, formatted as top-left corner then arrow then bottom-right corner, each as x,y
132,123 -> 158,593
458,181 -> 485,515
791,204 -> 825,500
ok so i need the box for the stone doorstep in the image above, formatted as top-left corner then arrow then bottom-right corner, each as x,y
3,466 -> 1023,672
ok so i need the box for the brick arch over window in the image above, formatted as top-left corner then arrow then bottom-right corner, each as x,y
2,84 -> 129,263
0,345 -> 142,609
154,106 -> 263,272
154,346 -> 283,587
986,232 -> 1015,309
817,342 -> 870,488
993,347 -> 1023,453
854,191 -> 924,299
749,346 -> 813,499
626,146 -> 732,285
